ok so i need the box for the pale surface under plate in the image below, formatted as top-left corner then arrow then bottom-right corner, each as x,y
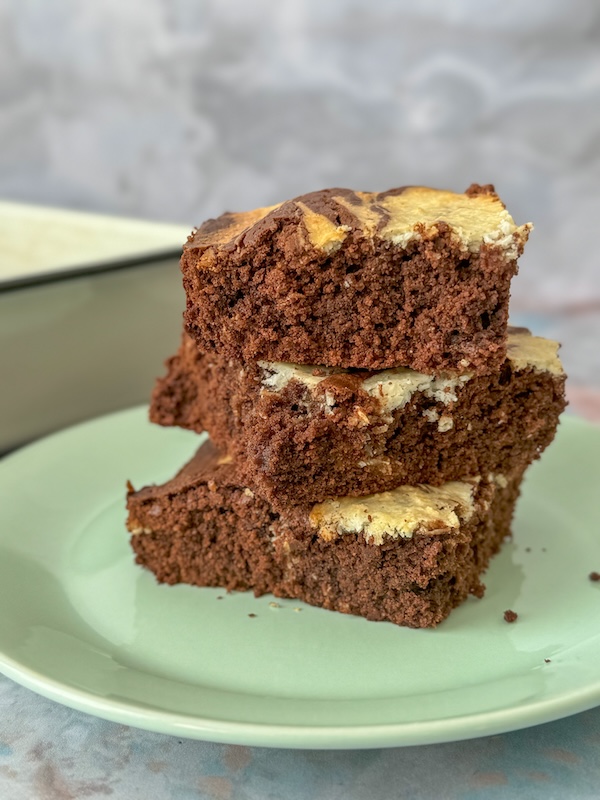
0,408 -> 598,749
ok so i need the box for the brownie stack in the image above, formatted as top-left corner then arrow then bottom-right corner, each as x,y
127,185 -> 566,628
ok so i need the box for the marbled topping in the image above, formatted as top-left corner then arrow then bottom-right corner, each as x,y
258,328 -> 563,414
186,184 -> 531,258
309,480 -> 477,545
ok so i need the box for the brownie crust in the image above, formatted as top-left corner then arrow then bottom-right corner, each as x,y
181,184 -> 531,374
150,328 -> 565,510
127,442 -> 522,629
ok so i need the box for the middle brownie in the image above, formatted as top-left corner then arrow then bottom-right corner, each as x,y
151,327 -> 566,509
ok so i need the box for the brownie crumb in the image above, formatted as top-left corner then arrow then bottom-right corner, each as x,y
504,609 -> 518,623
150,328 -> 565,511
127,439 -> 524,629
589,572 -> 600,582
182,186 -> 530,374
544,658 -> 551,663
216,595 -> 223,600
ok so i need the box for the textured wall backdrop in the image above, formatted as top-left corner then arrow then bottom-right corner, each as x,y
1,0 -> 599,315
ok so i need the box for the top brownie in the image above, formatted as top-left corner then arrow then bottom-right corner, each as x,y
182,184 -> 532,373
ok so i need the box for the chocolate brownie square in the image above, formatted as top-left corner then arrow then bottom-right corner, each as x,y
181,185 -> 531,374
150,327 -> 565,509
127,441 -> 523,628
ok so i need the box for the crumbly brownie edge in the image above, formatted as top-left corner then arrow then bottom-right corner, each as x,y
272,472 -> 520,627
127,447 -> 522,629
149,332 -> 565,509
127,441 -> 281,595
181,186 -> 531,373
182,228 -> 517,374
245,362 -> 565,507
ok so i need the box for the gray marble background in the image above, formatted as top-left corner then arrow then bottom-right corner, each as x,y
1,0 -> 599,390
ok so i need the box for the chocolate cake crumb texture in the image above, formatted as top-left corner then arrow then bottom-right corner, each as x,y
589,572 -> 600,582
504,609 -> 518,623
150,327 -> 565,509
181,185 -> 532,374
127,440 -> 524,628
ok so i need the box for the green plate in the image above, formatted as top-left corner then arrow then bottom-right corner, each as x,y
0,408 -> 599,749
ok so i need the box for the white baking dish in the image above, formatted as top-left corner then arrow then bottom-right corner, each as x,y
0,202 -> 190,452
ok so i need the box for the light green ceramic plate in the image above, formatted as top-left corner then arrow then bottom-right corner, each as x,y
0,408 -> 599,749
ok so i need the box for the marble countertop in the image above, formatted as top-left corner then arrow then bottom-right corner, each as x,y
2,678 -> 600,800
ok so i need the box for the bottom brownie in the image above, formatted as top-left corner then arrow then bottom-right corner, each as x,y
126,442 -> 522,628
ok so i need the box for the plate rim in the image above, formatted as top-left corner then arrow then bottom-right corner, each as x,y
1,408 -> 599,749
1,646 -> 600,749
